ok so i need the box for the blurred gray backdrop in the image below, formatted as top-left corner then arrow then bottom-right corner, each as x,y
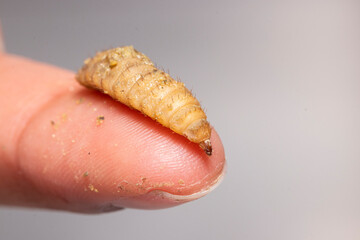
1,0 -> 360,239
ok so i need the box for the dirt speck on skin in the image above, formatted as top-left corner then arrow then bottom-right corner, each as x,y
117,180 -> 129,192
96,115 -> 105,126
178,179 -> 185,186
50,120 -> 58,130
88,184 -> 99,192
83,171 -> 89,177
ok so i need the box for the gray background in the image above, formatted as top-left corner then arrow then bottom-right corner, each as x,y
1,0 -> 360,239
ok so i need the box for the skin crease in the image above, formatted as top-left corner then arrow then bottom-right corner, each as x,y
0,53 -> 226,213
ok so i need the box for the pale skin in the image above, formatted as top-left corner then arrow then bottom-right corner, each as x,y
0,34 -> 225,213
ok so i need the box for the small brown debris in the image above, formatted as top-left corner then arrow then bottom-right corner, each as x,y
50,120 -> 58,130
96,115 -> 105,126
83,171 -> 89,177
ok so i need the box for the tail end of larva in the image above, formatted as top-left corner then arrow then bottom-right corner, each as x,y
200,139 -> 212,156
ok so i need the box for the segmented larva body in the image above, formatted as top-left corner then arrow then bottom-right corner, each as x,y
76,46 -> 212,155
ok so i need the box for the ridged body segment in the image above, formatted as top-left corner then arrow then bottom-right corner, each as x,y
76,46 -> 212,155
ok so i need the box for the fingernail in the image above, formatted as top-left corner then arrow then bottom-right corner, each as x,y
146,165 -> 226,204
109,165 -> 226,209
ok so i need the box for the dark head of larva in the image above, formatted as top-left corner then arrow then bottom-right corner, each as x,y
200,140 -> 212,156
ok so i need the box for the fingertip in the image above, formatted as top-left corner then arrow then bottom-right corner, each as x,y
2,55 -> 226,212
18,89 -> 225,210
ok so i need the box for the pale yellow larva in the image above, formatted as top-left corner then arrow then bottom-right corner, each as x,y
76,46 -> 212,155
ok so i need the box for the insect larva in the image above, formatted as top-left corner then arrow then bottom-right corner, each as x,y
76,46 -> 212,155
